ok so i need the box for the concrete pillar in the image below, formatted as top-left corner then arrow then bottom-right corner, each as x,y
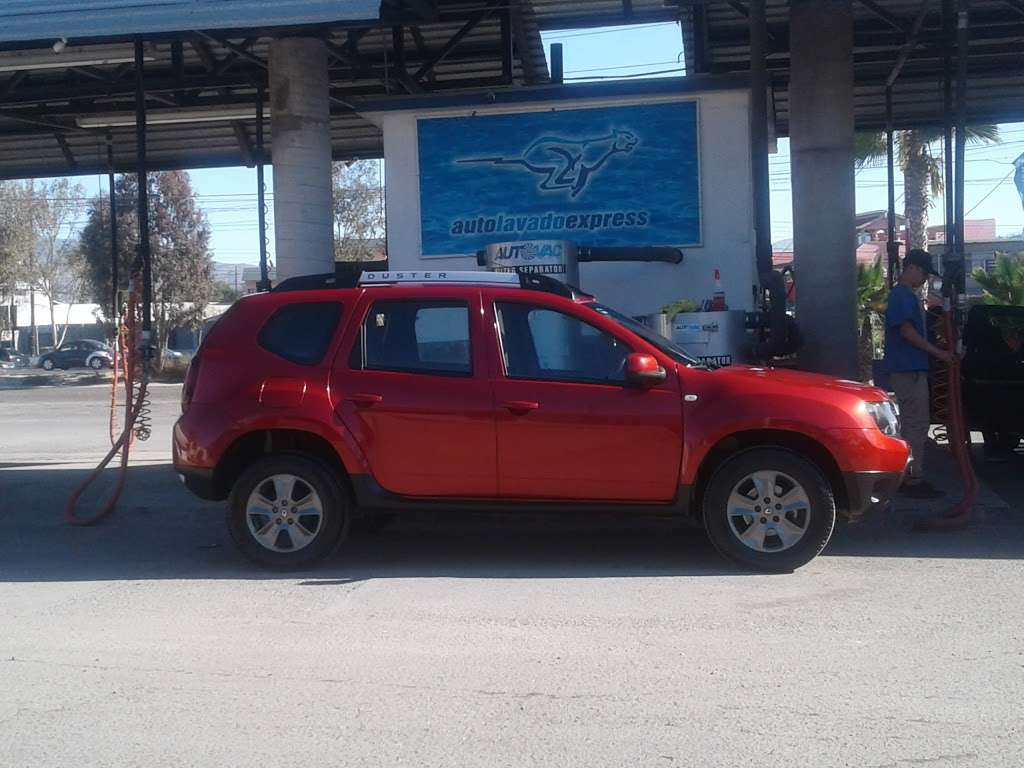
789,0 -> 859,379
269,37 -> 334,280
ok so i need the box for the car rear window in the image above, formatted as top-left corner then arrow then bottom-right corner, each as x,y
258,302 -> 343,365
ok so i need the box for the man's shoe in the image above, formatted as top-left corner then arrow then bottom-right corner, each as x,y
899,479 -> 946,500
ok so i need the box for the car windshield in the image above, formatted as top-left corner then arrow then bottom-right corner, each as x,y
587,302 -> 703,367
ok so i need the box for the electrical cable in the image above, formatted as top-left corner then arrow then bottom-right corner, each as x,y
565,66 -> 685,81
964,166 -> 1016,218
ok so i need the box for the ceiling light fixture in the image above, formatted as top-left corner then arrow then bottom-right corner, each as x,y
0,45 -> 155,73
77,106 -> 266,128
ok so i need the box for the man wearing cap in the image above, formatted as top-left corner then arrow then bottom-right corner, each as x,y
884,249 -> 954,499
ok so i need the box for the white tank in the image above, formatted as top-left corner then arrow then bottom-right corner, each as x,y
671,310 -> 748,366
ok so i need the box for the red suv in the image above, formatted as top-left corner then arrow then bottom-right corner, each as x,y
174,271 -> 908,572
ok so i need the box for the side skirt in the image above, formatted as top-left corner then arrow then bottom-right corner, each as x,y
349,475 -> 696,521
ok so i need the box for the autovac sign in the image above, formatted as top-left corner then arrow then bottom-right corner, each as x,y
416,101 -> 701,257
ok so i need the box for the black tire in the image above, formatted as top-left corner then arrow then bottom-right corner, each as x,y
227,453 -> 350,569
88,357 -> 104,370
703,448 -> 836,573
40,358 -> 54,371
983,431 -> 1021,453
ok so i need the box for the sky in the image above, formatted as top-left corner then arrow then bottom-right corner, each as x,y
51,21 -> 1024,267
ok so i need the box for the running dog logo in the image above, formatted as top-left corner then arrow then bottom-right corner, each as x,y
456,129 -> 640,198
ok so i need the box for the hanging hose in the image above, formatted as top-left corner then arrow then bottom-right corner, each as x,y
65,276 -> 149,527
914,305 -> 978,532
108,313 -> 134,447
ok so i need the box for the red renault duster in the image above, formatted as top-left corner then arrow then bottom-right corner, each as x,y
174,271 -> 908,572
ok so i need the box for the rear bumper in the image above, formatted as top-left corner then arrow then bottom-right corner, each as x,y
173,418 -> 225,500
841,470 -> 904,518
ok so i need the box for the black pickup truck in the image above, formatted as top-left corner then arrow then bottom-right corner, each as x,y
961,304 -> 1024,453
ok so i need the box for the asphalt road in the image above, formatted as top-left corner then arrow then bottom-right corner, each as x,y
1,384 -> 1023,767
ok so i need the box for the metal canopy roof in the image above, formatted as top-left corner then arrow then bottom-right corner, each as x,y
10,0 -> 1019,181
0,0 -> 571,179
0,0 -> 695,180
0,1 -> 382,44
689,0 -> 1024,133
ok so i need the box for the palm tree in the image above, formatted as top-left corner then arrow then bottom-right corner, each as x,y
855,126 -> 1001,251
973,252 -> 1024,305
857,257 -> 889,380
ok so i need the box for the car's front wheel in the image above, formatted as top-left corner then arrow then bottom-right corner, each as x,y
40,357 -> 55,371
703,448 -> 836,573
88,356 -> 105,370
227,453 -> 350,569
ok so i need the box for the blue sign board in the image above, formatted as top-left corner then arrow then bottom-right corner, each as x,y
416,101 -> 701,257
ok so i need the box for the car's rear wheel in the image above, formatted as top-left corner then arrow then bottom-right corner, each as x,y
703,448 -> 836,573
40,358 -> 54,371
227,453 -> 350,569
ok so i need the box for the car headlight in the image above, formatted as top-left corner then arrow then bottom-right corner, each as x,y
865,400 -> 900,437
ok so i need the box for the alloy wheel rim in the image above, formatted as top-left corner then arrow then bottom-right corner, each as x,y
726,470 -> 811,553
245,474 -> 324,553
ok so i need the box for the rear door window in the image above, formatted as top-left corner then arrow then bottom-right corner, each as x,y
258,302 -> 343,365
351,299 -> 471,376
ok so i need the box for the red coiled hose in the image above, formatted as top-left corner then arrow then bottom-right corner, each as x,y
65,279 -> 149,527
915,306 -> 978,531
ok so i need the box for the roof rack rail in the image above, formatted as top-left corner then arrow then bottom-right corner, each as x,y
270,261 -> 382,293
271,264 -> 592,300
359,270 -> 519,285
359,269 -> 592,300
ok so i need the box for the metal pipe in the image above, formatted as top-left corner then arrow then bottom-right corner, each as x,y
750,0 -> 790,360
943,0 -> 955,254
749,0 -> 772,281
106,133 -> 118,318
953,0 -> 969,296
500,9 -> 513,83
134,37 -> 152,335
550,43 -> 563,84
578,246 -> 682,264
885,86 -> 899,286
255,84 -> 269,291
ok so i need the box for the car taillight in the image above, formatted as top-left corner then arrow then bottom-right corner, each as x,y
182,355 -> 200,413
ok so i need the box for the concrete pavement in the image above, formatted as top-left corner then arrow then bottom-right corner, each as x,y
1,385 -> 1022,767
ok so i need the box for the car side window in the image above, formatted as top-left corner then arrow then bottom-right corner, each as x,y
258,302 -> 343,365
352,299 -> 471,377
495,302 -> 630,384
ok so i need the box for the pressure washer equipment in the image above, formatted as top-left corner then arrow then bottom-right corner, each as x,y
476,239 -> 683,287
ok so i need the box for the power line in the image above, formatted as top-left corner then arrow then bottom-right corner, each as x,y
566,66 -> 685,81
543,22 -> 675,40
564,59 -> 682,75
965,167 -> 1017,218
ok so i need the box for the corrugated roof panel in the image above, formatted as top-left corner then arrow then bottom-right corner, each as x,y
0,0 -> 382,43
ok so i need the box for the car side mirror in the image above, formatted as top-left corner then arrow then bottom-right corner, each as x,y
624,352 -> 667,388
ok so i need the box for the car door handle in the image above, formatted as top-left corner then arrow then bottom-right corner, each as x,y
346,393 -> 383,407
503,400 -> 539,415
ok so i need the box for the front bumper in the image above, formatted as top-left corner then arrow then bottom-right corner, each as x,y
841,470 -> 904,519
